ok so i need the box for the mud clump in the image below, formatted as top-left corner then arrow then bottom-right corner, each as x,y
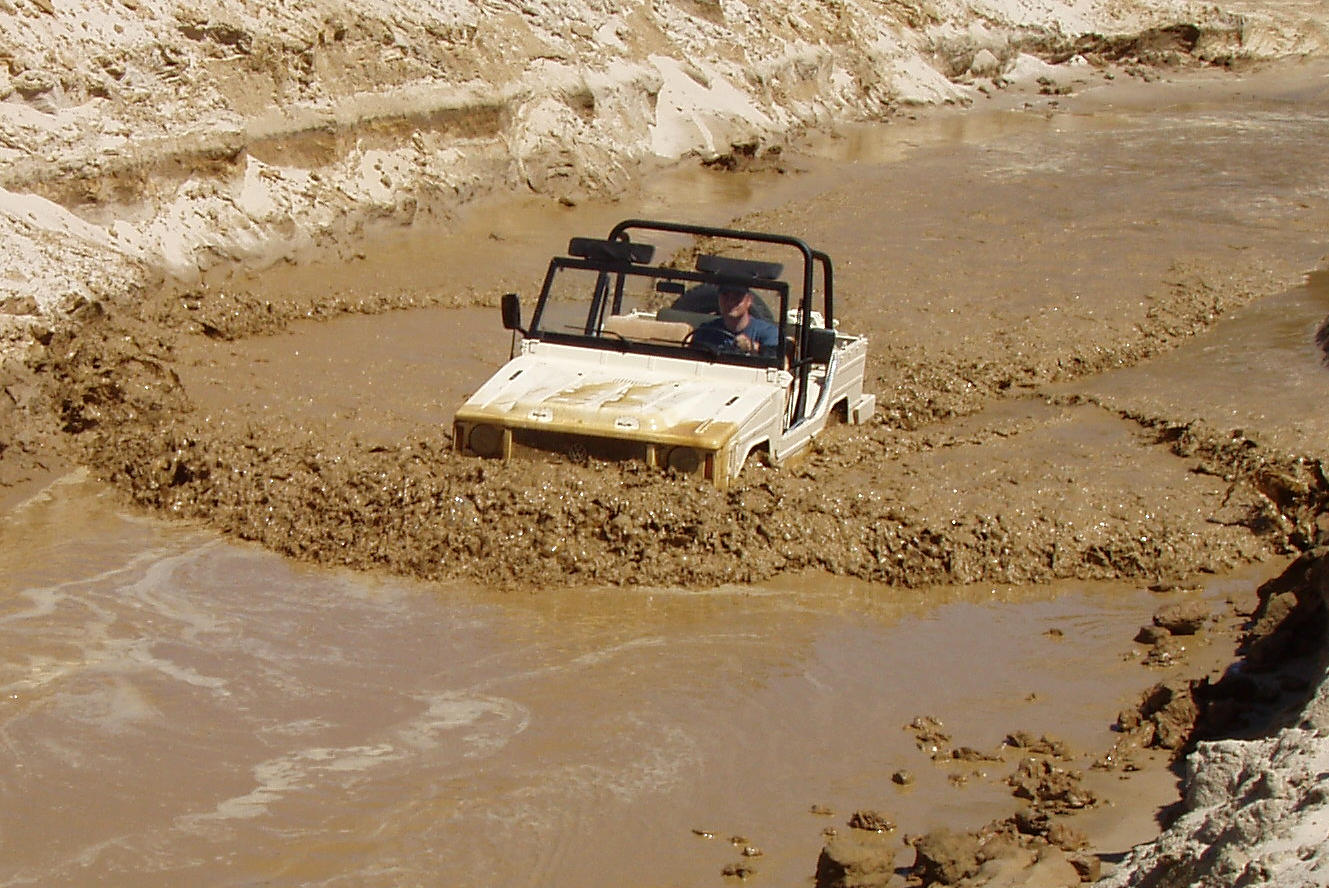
1105,549 -> 1329,770
1097,548 -> 1329,888
1007,758 -> 1098,813
847,810 -> 896,833
815,831 -> 897,888
904,816 -> 1090,887
910,828 -> 982,885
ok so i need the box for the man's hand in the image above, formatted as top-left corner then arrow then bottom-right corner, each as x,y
734,333 -> 755,354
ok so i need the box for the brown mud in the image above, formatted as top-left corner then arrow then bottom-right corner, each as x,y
14,60 -> 1329,592
4,55 -> 1329,888
0,477 -> 1293,888
878,546 -> 1329,888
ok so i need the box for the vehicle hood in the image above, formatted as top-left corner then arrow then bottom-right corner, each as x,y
455,349 -> 782,449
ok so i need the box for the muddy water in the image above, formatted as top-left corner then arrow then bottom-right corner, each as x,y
1,477 -> 1262,888
7,64 -> 1329,886
1068,268 -> 1329,459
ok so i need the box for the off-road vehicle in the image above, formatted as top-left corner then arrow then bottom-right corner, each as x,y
453,219 -> 874,487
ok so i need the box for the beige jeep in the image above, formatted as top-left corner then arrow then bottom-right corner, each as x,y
453,219 -> 875,487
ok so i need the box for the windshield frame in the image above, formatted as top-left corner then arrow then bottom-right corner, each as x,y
526,257 -> 791,369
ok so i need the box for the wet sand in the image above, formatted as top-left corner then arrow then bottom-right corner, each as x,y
4,59 -> 1329,886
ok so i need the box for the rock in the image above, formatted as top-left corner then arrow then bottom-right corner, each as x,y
1045,821 -> 1088,851
909,715 -> 951,755
1005,731 -> 1071,759
12,68 -> 55,98
969,845 -> 1081,888
815,833 -> 896,888
969,49 -> 1002,77
721,861 -> 757,879
911,828 -> 981,885
1134,623 -> 1169,644
1153,600 -> 1209,635
1013,809 -> 1051,836
1111,685 -> 1206,755
952,745 -> 1001,761
1022,847 -> 1083,888
848,810 -> 895,832
1249,589 -> 1297,639
1066,851 -> 1101,881
1009,758 -> 1098,812
1136,681 -> 1199,750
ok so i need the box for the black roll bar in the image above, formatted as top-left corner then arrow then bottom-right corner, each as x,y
606,218 -> 833,425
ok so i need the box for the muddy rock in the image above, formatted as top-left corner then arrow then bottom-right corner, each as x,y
721,860 -> 758,879
951,745 -> 1002,762
967,845 -> 1082,888
1115,680 -> 1199,752
910,828 -> 982,885
815,833 -> 897,888
909,716 -> 952,757
1004,732 -> 1071,760
1012,810 -> 1088,852
1007,758 -> 1097,813
1142,635 -> 1192,667
1153,600 -> 1209,635
847,810 -> 896,833
1133,623 -> 1170,645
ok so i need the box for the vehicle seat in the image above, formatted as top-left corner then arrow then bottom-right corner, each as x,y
603,314 -> 694,343
667,283 -> 776,323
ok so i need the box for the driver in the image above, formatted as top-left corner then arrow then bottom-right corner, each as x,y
692,285 -> 780,357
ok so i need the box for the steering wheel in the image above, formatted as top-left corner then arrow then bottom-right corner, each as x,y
681,326 -> 727,355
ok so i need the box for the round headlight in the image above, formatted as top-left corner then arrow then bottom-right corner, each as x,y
468,424 -> 505,458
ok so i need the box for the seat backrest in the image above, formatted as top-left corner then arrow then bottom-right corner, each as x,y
602,314 -> 694,343
668,284 -> 776,322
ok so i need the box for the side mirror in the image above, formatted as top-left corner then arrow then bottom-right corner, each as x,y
806,327 -> 837,364
500,292 -> 524,332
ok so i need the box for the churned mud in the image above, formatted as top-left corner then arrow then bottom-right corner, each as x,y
23,62 -> 1329,592
4,58 -> 1329,888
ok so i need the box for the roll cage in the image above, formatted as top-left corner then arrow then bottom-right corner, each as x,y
513,218 -> 839,428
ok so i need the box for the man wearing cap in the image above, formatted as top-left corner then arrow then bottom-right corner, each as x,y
692,285 -> 781,357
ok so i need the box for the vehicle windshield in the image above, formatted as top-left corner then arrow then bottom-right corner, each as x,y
528,262 -> 789,367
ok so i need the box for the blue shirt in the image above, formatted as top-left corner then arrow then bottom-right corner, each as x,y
694,315 -> 781,357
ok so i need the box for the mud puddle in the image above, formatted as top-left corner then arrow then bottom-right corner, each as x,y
0,477 -> 1272,888
1062,268 -> 1329,461
178,306 -> 508,446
